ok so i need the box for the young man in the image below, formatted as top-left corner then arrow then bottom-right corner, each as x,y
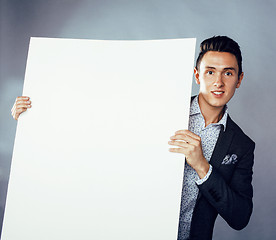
12,36 -> 254,240
168,36 -> 255,240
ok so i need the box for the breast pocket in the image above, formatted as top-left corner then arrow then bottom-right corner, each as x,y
218,154 -> 239,182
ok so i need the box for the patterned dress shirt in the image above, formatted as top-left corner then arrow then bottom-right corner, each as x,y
177,96 -> 228,240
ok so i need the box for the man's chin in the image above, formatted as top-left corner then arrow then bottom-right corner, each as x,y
207,98 -> 228,109
199,93 -> 229,109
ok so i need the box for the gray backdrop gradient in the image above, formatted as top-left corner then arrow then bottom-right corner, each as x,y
0,0 -> 275,239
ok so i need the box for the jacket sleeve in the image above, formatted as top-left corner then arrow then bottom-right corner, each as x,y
196,142 -> 255,230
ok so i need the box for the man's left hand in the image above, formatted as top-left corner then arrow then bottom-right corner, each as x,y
168,129 -> 210,179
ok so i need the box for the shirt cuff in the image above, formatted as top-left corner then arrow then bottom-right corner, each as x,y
195,164 -> 213,185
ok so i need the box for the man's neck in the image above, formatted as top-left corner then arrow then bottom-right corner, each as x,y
198,94 -> 225,127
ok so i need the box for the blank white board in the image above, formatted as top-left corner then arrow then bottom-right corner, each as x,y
2,37 -> 196,240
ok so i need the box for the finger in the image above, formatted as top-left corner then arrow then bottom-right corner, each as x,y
16,104 -> 31,109
170,134 -> 189,141
11,109 -> 18,120
11,110 -> 16,119
169,148 -> 186,154
12,105 -> 17,115
170,134 -> 198,145
168,140 -> 188,148
11,103 -> 16,112
175,129 -> 201,141
16,96 -> 30,103
16,100 -> 31,105
16,96 -> 30,100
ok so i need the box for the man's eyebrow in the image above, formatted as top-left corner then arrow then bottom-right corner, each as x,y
205,66 -> 237,72
223,67 -> 236,71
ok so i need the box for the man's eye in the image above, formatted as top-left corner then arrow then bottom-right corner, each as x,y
225,72 -> 232,76
207,71 -> 213,75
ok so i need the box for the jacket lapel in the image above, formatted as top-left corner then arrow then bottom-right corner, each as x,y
209,116 -> 235,170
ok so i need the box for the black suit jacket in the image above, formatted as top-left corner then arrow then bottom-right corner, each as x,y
185,100 -> 255,240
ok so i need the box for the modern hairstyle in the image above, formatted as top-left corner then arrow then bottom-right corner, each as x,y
195,36 -> 243,77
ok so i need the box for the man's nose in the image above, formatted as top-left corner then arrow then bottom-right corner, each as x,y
213,74 -> 224,88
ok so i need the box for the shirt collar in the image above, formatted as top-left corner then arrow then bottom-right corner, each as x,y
190,95 -> 228,131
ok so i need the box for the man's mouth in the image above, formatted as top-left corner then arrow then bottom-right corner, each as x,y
211,91 -> 224,96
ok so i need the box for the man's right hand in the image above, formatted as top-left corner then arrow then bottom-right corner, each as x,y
11,96 -> 32,120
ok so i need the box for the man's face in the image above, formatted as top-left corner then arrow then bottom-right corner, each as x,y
194,51 -> 244,111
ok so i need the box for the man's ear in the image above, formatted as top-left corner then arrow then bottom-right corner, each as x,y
236,72 -> 244,88
194,67 -> 200,85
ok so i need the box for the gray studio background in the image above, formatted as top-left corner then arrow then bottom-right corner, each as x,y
0,0 -> 275,239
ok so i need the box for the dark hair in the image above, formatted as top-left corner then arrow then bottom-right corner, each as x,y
195,36 -> 243,77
